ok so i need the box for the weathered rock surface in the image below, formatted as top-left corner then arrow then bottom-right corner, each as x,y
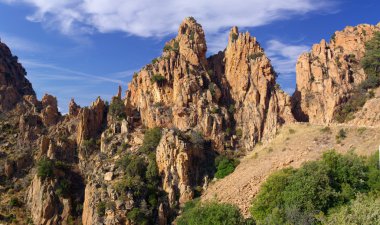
0,41 -> 35,111
293,23 -> 380,123
209,27 -> 294,150
126,18 -> 293,151
77,97 -> 106,147
27,176 -> 62,225
156,129 -> 210,207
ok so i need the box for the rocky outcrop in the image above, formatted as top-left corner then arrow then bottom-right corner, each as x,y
76,97 -> 106,147
27,176 -> 63,225
125,17 -> 230,151
209,27 -> 294,150
0,40 -> 35,111
293,23 -> 380,123
126,18 -> 293,151
41,94 -> 60,126
68,98 -> 80,116
156,129 -> 211,207
349,87 -> 380,126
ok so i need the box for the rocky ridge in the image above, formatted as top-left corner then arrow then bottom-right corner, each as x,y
293,23 -> 380,124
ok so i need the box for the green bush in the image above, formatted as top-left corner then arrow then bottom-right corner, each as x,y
177,201 -> 248,225
55,179 -> 71,197
247,52 -> 264,61
37,158 -> 55,179
325,194 -> 380,225
151,74 -> 166,84
109,97 -> 126,120
231,33 -> 238,42
139,127 -> 162,153
251,150 -> 372,224
8,197 -> 21,208
97,202 -> 106,217
214,155 -> 239,179
361,32 -> 380,88
335,129 -> 347,141
127,208 -> 149,225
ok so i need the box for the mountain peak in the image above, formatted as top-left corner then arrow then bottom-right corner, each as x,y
175,17 -> 207,65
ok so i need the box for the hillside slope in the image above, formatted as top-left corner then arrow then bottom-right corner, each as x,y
202,122 -> 380,217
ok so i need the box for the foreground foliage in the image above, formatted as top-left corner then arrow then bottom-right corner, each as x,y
214,155 -> 240,179
177,200 -> 252,225
250,150 -> 380,225
324,194 -> 380,225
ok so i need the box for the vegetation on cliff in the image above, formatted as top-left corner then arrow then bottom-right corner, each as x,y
335,31 -> 380,122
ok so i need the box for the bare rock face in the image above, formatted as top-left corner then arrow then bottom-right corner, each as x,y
40,94 -> 60,126
0,41 -> 35,111
76,97 -> 106,147
293,23 -> 380,123
156,129 -> 210,207
126,18 -> 292,151
125,17 -> 229,150
68,98 -> 80,116
349,87 -> 380,126
209,27 -> 294,149
27,176 -> 62,225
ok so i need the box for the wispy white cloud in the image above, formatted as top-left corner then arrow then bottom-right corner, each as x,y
2,0 -> 335,52
266,39 -> 309,77
21,59 -> 129,85
0,32 -> 43,52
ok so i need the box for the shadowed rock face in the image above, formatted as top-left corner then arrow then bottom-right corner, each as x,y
0,41 -> 35,111
292,23 -> 380,124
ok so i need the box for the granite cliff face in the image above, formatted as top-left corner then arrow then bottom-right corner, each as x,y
293,23 -> 380,124
126,18 -> 294,152
0,41 -> 35,111
209,27 -> 294,150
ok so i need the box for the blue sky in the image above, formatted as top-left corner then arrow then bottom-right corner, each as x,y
0,0 -> 379,113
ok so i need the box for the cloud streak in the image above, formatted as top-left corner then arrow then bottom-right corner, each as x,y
22,59 -> 129,85
2,0 -> 334,39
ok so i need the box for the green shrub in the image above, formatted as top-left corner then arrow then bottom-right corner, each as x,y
37,158 -> 55,180
367,151 -> 380,191
151,74 -> 166,84
251,150 -> 371,224
8,197 -> 21,208
209,82 -> 216,96
335,129 -> 347,141
127,208 -> 149,225
189,31 -> 195,41
361,32 -> 380,83
231,33 -> 238,42
109,97 -> 126,120
97,202 -> 106,217
55,179 -> 71,197
247,52 -> 264,61
235,129 -> 243,138
163,44 -> 173,51
320,126 -> 332,133
288,128 -> 296,134
151,58 -> 159,64
214,155 -> 239,179
177,201 -> 247,225
228,105 -> 235,114
138,127 -> 162,153
325,194 -> 380,225
173,41 -> 179,52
